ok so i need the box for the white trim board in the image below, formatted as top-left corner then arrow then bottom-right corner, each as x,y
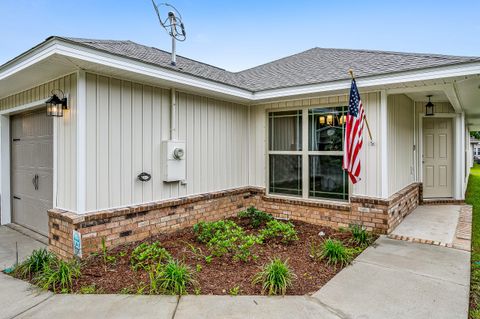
0,99 -> 58,226
417,113 -> 463,200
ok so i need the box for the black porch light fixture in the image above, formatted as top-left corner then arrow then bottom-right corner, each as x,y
46,89 -> 68,117
425,95 -> 434,116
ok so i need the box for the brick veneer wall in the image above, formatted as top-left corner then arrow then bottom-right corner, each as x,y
48,183 -> 422,259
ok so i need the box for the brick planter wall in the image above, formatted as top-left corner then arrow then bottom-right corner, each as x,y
48,183 -> 422,259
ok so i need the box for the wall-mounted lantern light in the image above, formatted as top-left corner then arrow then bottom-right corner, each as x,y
425,95 -> 434,116
46,89 -> 68,117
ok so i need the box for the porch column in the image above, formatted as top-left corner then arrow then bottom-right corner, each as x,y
76,70 -> 87,214
0,115 -> 10,224
380,90 -> 389,198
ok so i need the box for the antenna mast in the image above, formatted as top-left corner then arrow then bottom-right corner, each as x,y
152,1 -> 187,66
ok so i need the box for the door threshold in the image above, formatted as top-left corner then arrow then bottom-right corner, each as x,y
422,198 -> 465,205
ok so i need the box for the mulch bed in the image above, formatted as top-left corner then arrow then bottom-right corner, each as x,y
72,218 -> 374,295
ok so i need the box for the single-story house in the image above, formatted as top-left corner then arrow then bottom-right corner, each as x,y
472,138 -> 480,161
1,36 -> 479,258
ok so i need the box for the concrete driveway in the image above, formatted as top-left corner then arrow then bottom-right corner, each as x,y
0,224 -> 470,319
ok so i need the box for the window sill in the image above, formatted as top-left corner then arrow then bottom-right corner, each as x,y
263,193 -> 350,211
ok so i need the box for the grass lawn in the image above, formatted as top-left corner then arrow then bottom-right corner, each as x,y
467,163 -> 480,318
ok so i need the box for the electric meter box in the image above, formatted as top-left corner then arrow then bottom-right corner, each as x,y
161,140 -> 186,182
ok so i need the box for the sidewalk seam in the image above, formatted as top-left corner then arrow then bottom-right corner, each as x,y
171,295 -> 181,319
306,296 -> 349,319
355,259 -> 469,288
8,293 -> 54,319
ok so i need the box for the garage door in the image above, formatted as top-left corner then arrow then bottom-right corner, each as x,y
11,109 -> 53,236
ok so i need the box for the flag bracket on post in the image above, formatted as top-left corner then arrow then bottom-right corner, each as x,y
348,69 -> 374,144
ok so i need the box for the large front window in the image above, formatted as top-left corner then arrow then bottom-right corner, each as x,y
268,107 -> 349,200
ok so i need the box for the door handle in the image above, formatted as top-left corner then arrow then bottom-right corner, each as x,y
32,174 -> 39,190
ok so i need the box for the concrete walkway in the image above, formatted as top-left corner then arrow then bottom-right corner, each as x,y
389,205 -> 472,251
0,224 -> 470,319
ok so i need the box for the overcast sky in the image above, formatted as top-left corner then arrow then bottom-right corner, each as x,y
1,0 -> 479,71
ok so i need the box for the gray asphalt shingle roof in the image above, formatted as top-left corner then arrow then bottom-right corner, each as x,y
57,36 -> 480,92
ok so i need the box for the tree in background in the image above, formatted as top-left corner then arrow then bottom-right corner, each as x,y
472,132 -> 480,140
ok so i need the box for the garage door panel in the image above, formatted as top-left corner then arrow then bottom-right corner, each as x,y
35,140 -> 53,169
12,170 -> 37,198
11,109 -> 52,236
37,172 -> 53,202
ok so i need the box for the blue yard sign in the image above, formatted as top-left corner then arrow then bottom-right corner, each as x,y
73,230 -> 82,258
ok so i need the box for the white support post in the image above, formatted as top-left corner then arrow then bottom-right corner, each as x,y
0,115 -> 10,225
380,90 -> 389,198
76,70 -> 87,214
460,112 -> 466,199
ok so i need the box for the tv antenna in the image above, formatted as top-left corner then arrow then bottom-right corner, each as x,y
151,1 -> 186,66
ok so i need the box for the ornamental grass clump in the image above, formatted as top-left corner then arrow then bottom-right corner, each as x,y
34,258 -> 81,293
252,258 -> 295,295
317,239 -> 352,267
349,224 -> 372,247
238,206 -> 273,228
13,248 -> 55,280
130,242 -> 172,271
149,259 -> 197,295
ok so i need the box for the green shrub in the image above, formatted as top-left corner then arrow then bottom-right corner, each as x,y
349,224 -> 372,247
317,239 -> 352,267
130,242 -> 172,271
193,220 -> 261,261
193,220 -> 243,244
260,220 -> 298,243
149,259 -> 196,295
252,258 -> 295,295
13,248 -> 54,279
34,258 -> 81,293
238,207 -> 273,228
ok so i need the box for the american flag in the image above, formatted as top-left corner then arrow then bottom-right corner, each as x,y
343,79 -> 365,184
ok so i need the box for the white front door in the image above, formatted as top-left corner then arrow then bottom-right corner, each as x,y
422,117 -> 453,198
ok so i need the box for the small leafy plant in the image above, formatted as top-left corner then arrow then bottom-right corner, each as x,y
349,224 -> 372,247
238,207 -> 273,228
252,258 -> 295,295
13,248 -> 54,279
101,238 -> 116,266
260,220 -> 298,243
229,285 -> 240,296
193,220 -> 261,261
131,242 -> 172,271
79,284 -> 102,294
317,239 -> 352,267
34,258 -> 81,293
149,259 -> 197,295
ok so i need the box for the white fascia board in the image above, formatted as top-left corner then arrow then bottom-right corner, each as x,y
253,63 -> 480,102
2,38 -> 480,103
52,42 -> 254,101
0,41 -> 58,81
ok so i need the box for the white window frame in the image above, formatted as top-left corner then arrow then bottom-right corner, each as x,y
266,105 -> 350,202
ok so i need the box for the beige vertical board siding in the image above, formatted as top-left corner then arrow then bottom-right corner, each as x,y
0,73 -> 77,211
387,94 -> 415,196
250,92 -> 382,198
84,73 -> 249,211
353,92 -> 382,197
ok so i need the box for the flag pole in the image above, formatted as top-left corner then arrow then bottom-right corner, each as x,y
348,69 -> 373,142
